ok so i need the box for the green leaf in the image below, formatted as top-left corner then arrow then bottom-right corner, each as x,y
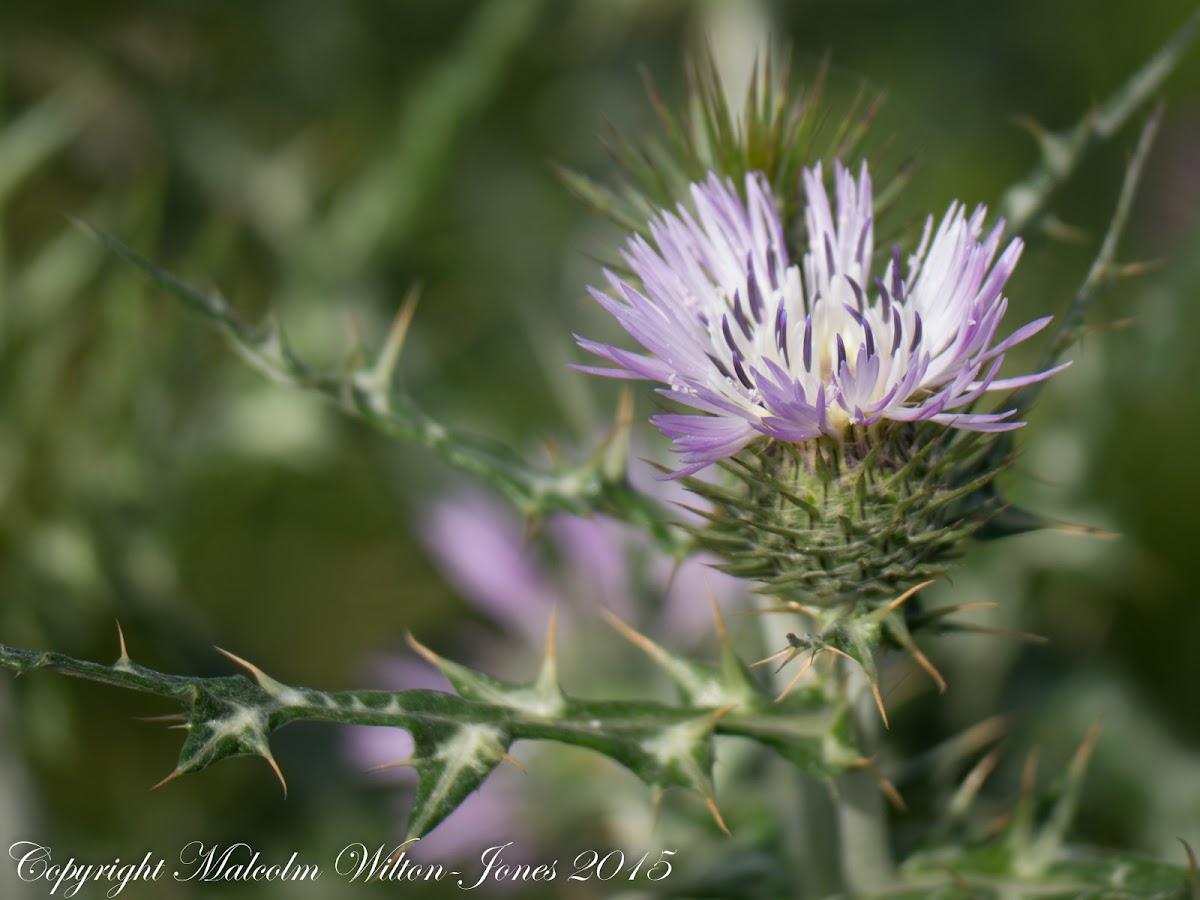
82,226 -> 689,557
405,722 -> 509,840
1,625 -> 860,840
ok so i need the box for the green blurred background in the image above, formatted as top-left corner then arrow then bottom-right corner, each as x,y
1,1 -> 1199,897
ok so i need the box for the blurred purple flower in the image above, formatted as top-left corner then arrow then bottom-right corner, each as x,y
420,483 -> 744,645
576,161 -> 1068,476
421,490 -> 558,645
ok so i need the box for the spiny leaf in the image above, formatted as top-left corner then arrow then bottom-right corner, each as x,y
406,723 -> 509,841
1026,721 -> 1104,872
1,626 -> 862,839
899,844 -> 1194,900
558,44 -> 893,261
603,608 -> 760,710
82,226 -> 688,557
1000,7 -> 1198,235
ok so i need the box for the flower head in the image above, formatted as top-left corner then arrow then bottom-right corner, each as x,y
576,161 -> 1067,476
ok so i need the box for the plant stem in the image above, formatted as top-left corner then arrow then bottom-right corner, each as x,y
836,669 -> 894,894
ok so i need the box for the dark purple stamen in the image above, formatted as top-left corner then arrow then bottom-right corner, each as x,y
745,254 -> 765,322
874,276 -> 892,317
774,300 -> 790,365
731,290 -> 753,340
722,314 -> 739,353
856,218 -> 872,266
706,352 -> 734,381
803,315 -> 814,370
911,311 -> 923,352
836,334 -> 848,371
891,308 -> 903,354
730,348 -> 754,390
766,246 -> 780,290
847,276 -> 866,312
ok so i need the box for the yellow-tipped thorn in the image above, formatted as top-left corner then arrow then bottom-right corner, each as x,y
710,592 -> 730,643
538,433 -> 564,464
214,646 -> 294,699
134,713 -> 188,724
649,787 -> 663,832
372,283 -> 422,387
166,724 -> 190,731
870,766 -> 907,812
615,387 -> 634,429
871,680 -> 890,730
213,646 -> 282,691
848,753 -> 904,809
520,513 -> 546,549
1050,520 -> 1122,540
949,622 -> 1050,646
115,620 -> 130,665
345,315 -> 367,366
751,646 -> 796,669
1020,748 -> 1040,802
1011,113 -> 1047,140
1066,719 -> 1104,782
710,704 -> 737,722
405,632 -> 444,669
150,767 -> 185,791
966,750 -> 1001,792
610,387 -> 635,440
1114,258 -> 1165,279
1177,839 -> 1198,887
662,558 -> 683,609
772,649 -> 802,675
704,795 -> 731,836
909,644 -> 947,694
366,758 -> 414,774
956,714 -> 1010,756
884,580 -> 936,614
950,750 -> 1000,821
1040,215 -> 1090,245
262,749 -> 288,798
936,601 -> 998,616
602,608 -> 665,663
774,653 -> 817,703
544,605 -> 559,668
591,387 -> 635,480
500,753 -> 526,774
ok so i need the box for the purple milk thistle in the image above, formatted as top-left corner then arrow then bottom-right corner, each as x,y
576,161 -> 1067,477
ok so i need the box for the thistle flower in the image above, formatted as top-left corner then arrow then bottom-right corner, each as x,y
576,161 -> 1068,477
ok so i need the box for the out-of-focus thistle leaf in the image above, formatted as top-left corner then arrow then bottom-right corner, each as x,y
0,80 -> 99,205
895,725 -> 1194,899
557,46 -> 894,252
974,105 -> 1162,496
81,225 -> 691,559
1001,6 -> 1200,237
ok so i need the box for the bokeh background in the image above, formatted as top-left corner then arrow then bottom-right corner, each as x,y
2,1 -> 1199,897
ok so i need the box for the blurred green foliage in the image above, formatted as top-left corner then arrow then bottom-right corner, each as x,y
1,1 -> 1199,897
